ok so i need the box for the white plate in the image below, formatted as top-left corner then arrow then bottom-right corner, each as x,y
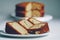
0,12 -> 51,38
0,31 -> 49,38
10,12 -> 53,22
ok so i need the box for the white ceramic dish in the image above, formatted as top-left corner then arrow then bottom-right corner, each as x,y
0,31 -> 49,38
10,12 -> 53,22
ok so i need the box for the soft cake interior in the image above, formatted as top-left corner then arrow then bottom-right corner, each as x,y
6,22 -> 28,35
19,20 -> 33,29
28,17 -> 41,24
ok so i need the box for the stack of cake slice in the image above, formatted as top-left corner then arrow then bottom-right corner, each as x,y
5,17 -> 49,35
15,2 -> 44,17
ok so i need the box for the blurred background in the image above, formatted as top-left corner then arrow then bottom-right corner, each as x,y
0,0 -> 60,19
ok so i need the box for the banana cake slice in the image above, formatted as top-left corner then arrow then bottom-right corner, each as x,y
5,22 -> 28,35
18,20 -> 33,29
28,22 -> 49,34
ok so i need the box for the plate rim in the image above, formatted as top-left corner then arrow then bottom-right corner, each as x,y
0,31 -> 49,37
10,12 -> 53,22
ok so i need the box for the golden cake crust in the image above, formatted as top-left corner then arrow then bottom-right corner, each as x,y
16,2 -> 44,7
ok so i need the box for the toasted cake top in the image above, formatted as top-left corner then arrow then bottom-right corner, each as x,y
16,2 -> 44,7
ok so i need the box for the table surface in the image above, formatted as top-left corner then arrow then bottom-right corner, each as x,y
0,15 -> 60,40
